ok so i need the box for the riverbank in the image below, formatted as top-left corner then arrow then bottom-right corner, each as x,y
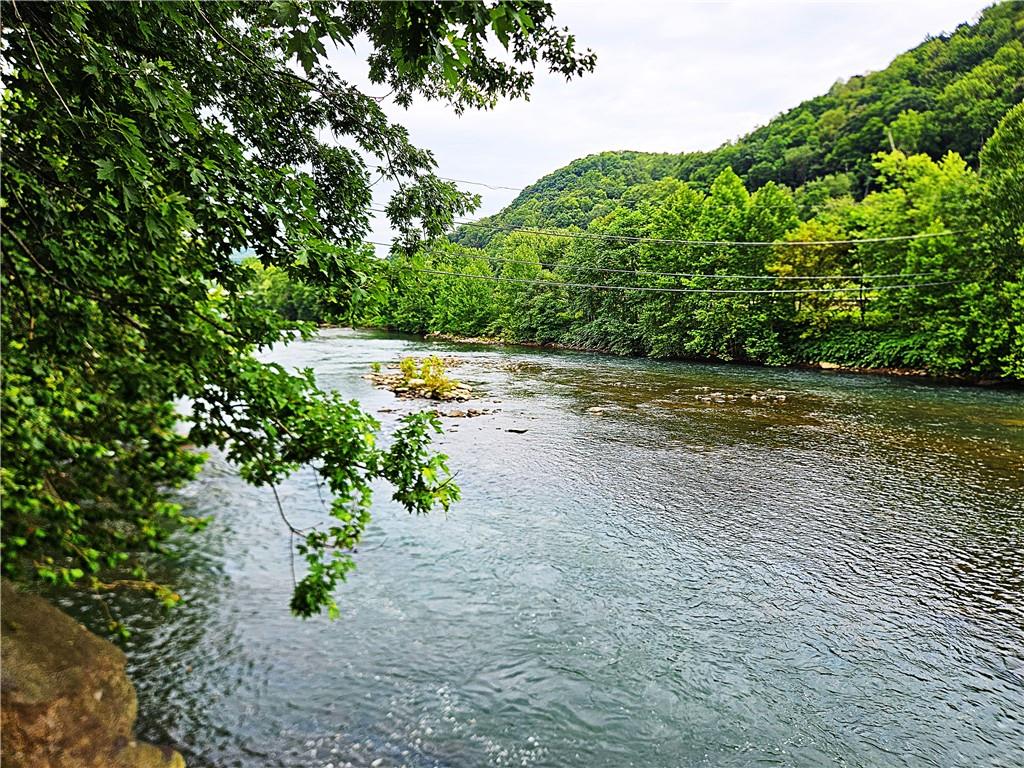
418,331 -> 1014,388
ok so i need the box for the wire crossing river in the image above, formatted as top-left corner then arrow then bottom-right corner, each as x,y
65,329 -> 1024,768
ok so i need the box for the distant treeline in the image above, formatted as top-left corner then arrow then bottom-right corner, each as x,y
255,106 -> 1022,379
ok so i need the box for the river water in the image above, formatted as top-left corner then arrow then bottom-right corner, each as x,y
67,329 -> 1024,767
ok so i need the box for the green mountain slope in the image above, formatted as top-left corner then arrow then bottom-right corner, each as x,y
455,2 -> 1023,246
675,1 -> 1024,190
453,151 -> 680,247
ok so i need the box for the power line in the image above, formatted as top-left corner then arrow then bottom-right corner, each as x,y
367,206 -> 960,248
448,219 -> 962,247
466,254 -> 947,282
404,266 -> 960,295
439,177 -> 523,192
366,240 -> 949,282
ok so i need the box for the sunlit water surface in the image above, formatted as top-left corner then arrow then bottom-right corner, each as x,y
63,329 -> 1024,767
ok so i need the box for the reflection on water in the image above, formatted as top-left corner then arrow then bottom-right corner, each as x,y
60,329 -> 1024,767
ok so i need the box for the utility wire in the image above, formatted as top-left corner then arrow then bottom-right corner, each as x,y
367,206 -> 960,248
365,240 -> 949,282
455,254 -> 948,282
448,219 -> 961,247
404,267 -> 960,295
439,177 -> 524,192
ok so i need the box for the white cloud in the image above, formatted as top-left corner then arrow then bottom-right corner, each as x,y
342,0 -> 989,246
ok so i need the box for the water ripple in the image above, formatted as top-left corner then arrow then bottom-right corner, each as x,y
70,330 -> 1023,768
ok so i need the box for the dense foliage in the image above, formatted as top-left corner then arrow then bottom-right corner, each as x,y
368,106 -> 1023,379
1,0 -> 595,621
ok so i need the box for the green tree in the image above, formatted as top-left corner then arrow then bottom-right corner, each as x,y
974,102 -> 1024,379
1,1 -> 594,621
636,185 -> 706,357
487,233 -> 567,342
426,245 -> 498,336
244,259 -> 326,323
767,220 -> 854,333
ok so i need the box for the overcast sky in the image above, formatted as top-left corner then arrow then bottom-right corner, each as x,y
355,0 -> 990,245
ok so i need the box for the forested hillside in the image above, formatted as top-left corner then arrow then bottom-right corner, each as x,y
451,151 -> 679,247
674,1 -> 1024,191
454,2 -> 1024,245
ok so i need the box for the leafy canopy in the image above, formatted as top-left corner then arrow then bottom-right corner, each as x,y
0,0 -> 594,622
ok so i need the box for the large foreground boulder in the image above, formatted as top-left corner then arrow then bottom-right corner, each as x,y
1,579 -> 184,768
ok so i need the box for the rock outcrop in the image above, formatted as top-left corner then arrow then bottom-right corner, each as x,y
1,579 -> 184,768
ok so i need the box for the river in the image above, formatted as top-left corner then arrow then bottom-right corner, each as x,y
62,329 -> 1024,767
